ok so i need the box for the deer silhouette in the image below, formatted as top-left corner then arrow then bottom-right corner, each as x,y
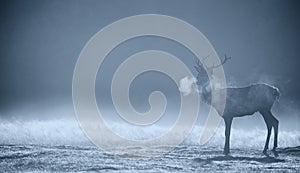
194,55 -> 280,156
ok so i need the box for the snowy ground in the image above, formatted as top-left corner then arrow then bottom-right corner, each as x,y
0,144 -> 300,172
0,118 -> 299,172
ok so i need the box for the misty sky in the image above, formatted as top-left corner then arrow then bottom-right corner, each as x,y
0,0 -> 299,118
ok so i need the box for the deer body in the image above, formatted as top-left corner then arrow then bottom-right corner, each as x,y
195,55 -> 279,156
207,84 -> 280,117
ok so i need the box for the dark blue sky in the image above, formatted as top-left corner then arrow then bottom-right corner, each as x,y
0,0 -> 299,117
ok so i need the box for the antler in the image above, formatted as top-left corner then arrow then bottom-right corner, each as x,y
194,55 -> 210,71
209,54 -> 232,69
194,55 -> 210,72
194,54 -> 231,74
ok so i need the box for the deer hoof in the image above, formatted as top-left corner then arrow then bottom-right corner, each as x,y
223,150 -> 230,156
272,149 -> 279,157
263,150 -> 269,157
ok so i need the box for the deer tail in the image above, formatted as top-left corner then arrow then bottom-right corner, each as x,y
273,87 -> 280,101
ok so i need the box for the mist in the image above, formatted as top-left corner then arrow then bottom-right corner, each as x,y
0,0 -> 299,149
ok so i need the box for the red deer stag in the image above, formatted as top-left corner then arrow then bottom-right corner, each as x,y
194,55 -> 280,156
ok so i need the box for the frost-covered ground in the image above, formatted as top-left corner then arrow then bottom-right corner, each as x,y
0,119 -> 299,172
0,144 -> 300,172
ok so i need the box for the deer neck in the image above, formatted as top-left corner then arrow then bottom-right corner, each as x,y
200,82 -> 224,113
199,82 -> 212,104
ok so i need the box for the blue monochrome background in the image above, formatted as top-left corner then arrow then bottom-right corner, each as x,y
0,0 -> 300,172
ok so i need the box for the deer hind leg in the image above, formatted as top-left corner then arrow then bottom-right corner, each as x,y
263,111 -> 279,150
271,114 -> 279,157
270,113 -> 279,151
260,111 -> 272,155
223,117 -> 233,156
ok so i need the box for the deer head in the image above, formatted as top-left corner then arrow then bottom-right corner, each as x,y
194,54 -> 231,88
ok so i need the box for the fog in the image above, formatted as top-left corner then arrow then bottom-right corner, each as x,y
0,0 -> 299,146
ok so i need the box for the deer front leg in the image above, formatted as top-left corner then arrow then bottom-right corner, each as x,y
224,117 -> 233,155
